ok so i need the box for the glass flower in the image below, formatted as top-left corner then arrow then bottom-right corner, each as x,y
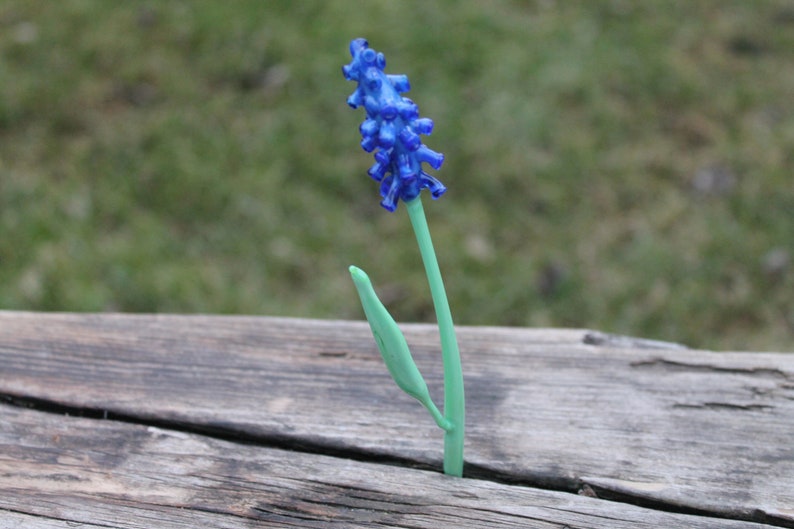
343,38 -> 446,212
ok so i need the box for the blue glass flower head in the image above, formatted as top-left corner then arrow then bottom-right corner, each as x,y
343,38 -> 446,212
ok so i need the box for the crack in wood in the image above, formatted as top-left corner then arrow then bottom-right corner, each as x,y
0,392 -> 434,470
0,505 -> 119,528
583,331 -> 688,350
672,402 -> 775,412
582,477 -> 794,529
581,481 -> 733,520
630,358 -> 793,381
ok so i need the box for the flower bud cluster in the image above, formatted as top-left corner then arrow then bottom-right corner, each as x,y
343,38 -> 445,211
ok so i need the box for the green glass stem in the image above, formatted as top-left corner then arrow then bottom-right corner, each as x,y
405,196 -> 464,477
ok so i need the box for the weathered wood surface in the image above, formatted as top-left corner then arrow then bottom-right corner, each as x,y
1,310 -> 793,528
0,405 -> 779,529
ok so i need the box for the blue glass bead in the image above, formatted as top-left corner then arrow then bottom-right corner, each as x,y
343,38 -> 446,212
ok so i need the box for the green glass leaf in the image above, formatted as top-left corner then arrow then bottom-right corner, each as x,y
349,265 -> 451,431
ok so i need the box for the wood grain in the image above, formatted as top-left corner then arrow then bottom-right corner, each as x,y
1,311 -> 792,526
0,405 -> 778,529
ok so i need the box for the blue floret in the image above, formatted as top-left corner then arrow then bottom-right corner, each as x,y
343,38 -> 446,212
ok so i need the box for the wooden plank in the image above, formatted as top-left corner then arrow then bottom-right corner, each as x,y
0,311 -> 792,526
0,405 -> 777,529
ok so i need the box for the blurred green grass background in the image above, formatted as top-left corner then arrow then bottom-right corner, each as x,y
1,1 -> 793,351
